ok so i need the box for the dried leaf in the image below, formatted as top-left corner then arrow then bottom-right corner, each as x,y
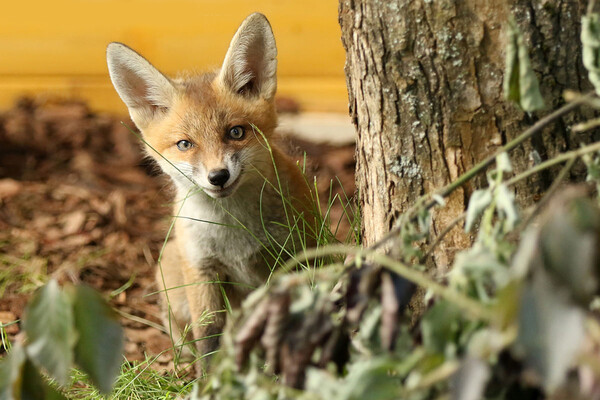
380,271 -> 414,351
234,299 -> 269,369
345,264 -> 381,325
318,328 -> 350,373
281,308 -> 333,388
260,291 -> 291,374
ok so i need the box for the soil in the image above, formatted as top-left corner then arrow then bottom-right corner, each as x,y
0,98 -> 355,372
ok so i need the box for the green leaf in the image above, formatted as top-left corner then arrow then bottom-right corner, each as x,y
23,280 -> 77,386
496,152 -> 513,173
20,358 -> 46,400
504,17 -> 545,111
71,285 -> 124,394
0,345 -> 71,400
495,184 -> 519,232
421,301 -> 463,357
465,189 -> 493,232
451,243 -> 510,300
538,197 -> 600,305
305,358 -> 400,400
0,344 -> 26,400
515,270 -> 584,392
582,13 -> 600,96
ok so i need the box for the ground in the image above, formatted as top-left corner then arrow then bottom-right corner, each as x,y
0,98 -> 355,372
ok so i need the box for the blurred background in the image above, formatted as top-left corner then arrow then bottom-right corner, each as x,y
0,0 -> 356,368
1,1 -> 348,112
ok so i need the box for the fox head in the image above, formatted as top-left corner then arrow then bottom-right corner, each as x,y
106,13 -> 278,199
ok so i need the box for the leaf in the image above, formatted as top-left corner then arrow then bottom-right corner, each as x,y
451,243 -> 510,299
23,280 -> 77,386
465,189 -> 493,232
582,13 -> 600,96
71,285 -> 124,394
496,152 -> 513,173
495,184 -> 519,232
451,357 -> 490,400
380,271 -> 415,351
421,301 -> 463,356
504,17 -> 545,111
0,344 -> 26,400
538,196 -> 600,305
515,270 -> 585,392
305,358 -> 400,400
235,299 -> 269,370
20,358 -> 48,400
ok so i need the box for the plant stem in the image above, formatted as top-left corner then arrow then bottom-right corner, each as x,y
424,92 -> 594,212
285,245 -> 496,322
368,252 -> 496,323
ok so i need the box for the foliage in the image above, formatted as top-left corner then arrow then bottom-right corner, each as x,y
582,12 -> 600,96
503,17 -> 545,112
0,280 -> 123,399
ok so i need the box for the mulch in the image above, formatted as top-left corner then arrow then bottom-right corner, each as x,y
0,98 -> 355,371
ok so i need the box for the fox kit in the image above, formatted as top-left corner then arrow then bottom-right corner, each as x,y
106,13 -> 315,361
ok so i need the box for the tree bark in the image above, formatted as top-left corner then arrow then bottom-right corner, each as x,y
339,0 -> 597,269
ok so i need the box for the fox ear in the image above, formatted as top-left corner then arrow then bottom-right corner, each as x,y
219,13 -> 277,100
106,43 -> 176,128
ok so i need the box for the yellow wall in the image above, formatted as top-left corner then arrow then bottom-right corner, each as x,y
0,1 -> 348,114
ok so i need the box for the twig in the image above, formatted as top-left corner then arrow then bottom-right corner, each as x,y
422,141 -> 598,258
421,212 -> 466,263
514,157 -> 576,229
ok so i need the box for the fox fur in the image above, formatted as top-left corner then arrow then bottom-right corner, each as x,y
106,13 -> 315,363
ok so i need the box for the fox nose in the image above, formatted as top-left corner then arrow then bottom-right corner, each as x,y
208,168 -> 230,187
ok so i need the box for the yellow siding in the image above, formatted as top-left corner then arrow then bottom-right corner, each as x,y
0,1 -> 348,113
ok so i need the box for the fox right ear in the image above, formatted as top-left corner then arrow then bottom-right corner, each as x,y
106,43 -> 176,129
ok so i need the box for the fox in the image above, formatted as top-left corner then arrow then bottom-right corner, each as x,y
106,13 -> 316,364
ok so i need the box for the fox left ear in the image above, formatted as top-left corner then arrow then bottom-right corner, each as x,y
219,13 -> 277,100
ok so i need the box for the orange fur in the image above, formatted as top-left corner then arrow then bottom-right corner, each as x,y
107,13 -> 316,369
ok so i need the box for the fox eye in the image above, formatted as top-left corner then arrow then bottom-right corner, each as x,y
228,125 -> 245,140
176,140 -> 193,151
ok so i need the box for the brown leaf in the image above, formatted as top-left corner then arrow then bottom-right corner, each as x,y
234,299 -> 270,369
318,328 -> 350,373
0,178 -> 22,199
61,210 -> 86,236
261,291 -> 291,374
346,263 -> 381,325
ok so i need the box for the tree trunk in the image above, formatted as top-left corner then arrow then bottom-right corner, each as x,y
339,0 -> 597,269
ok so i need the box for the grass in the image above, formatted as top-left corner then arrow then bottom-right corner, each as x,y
0,252 -> 48,297
63,356 -> 195,399
0,124 -> 358,399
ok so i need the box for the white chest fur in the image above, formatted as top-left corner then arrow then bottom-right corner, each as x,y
175,183 -> 289,287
